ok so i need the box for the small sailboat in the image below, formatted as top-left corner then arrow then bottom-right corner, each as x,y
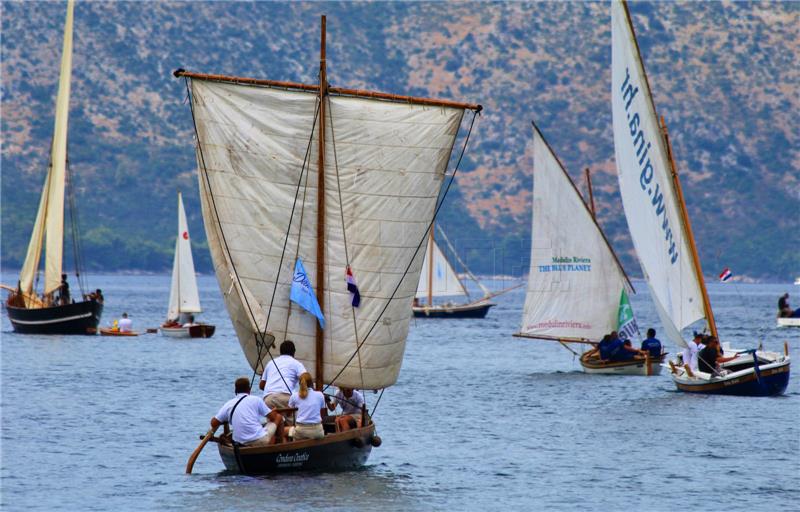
412,225 -> 497,318
611,0 -> 789,395
160,192 -> 215,338
3,0 -> 103,334
176,16 -> 481,473
515,122 -> 663,376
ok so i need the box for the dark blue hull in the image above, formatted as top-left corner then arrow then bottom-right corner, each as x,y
6,299 -> 103,335
675,361 -> 790,397
412,302 -> 494,318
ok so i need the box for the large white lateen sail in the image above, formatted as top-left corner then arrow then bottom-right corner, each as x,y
519,124 -> 632,341
190,79 -> 467,389
416,235 -> 468,299
611,0 -> 706,348
167,192 -> 202,321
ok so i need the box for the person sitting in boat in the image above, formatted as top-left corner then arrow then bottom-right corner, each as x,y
288,372 -> 326,440
778,293 -> 800,318
58,274 -> 70,305
86,288 -> 104,303
181,313 -> 196,327
119,313 -> 133,333
585,334 -> 612,361
259,340 -> 307,413
607,332 -> 645,361
210,376 -> 285,447
640,328 -> 662,357
325,387 -> 365,431
697,337 -> 738,376
681,333 -> 705,371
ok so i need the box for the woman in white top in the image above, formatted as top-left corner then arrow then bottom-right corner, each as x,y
288,372 -> 326,440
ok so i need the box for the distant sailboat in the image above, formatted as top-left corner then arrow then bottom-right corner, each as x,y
176,16 -> 481,473
515,122 -> 663,376
160,192 -> 215,338
611,0 -> 789,395
3,0 -> 103,334
412,225 -> 499,318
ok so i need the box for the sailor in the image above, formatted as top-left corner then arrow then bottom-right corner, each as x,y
697,337 -> 737,375
608,333 -> 645,361
590,334 -> 613,360
259,340 -> 307,411
211,376 -> 284,447
326,387 -> 365,431
778,293 -> 800,318
181,314 -> 196,327
58,274 -> 70,305
682,333 -> 705,371
640,328 -> 662,357
288,372 -> 326,440
118,312 -> 133,333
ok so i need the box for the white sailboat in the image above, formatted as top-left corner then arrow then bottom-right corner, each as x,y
161,192 -> 215,338
611,0 -> 789,395
3,0 -> 103,334
515,122 -> 662,376
177,16 -> 482,473
413,225 -> 499,318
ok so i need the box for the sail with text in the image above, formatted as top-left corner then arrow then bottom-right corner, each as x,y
611,0 -> 705,348
519,124 -> 633,342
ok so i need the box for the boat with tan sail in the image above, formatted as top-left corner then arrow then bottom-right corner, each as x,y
177,16 -> 481,473
514,122 -> 663,376
611,0 -> 789,395
3,0 -> 103,335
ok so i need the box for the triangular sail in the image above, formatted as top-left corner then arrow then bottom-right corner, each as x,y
416,235 -> 468,300
611,0 -> 705,348
519,124 -> 632,341
19,0 -> 74,299
190,79 -> 466,389
167,192 -> 201,320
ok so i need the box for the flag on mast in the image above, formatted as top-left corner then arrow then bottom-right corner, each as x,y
719,267 -> 733,282
345,266 -> 360,307
617,288 -> 640,340
290,258 -> 325,328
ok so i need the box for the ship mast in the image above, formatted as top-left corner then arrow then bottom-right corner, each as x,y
315,16 -> 328,391
584,168 -> 596,219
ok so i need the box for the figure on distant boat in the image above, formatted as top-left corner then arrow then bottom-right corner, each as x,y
119,312 -> 133,333
778,293 -> 800,318
211,376 -> 285,447
640,328 -> 662,357
58,274 -> 70,305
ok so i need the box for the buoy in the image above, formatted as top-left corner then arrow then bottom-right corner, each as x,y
370,435 -> 382,447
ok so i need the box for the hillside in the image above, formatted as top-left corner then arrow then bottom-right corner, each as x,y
2,1 -> 798,281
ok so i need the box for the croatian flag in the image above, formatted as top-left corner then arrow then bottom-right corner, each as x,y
719,267 -> 733,282
346,266 -> 361,307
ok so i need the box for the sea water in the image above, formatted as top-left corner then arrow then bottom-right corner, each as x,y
1,274 -> 798,511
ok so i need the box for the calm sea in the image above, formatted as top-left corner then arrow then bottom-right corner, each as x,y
1,274 -> 798,511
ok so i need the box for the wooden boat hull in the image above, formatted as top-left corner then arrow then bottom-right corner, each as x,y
672,358 -> 790,396
216,423 -> 375,474
161,324 -> 216,338
412,302 -> 494,318
99,328 -> 138,337
6,299 -> 103,335
777,317 -> 800,328
580,352 -> 666,376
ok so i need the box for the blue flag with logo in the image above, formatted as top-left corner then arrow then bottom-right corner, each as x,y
290,258 -> 325,328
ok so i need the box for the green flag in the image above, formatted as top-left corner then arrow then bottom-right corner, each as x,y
617,288 -> 640,340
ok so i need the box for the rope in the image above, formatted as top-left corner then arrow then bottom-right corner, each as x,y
323,108 -> 480,392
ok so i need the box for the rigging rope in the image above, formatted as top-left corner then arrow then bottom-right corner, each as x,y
324,108 -> 481,395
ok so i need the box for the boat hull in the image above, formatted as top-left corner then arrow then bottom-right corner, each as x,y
777,317 -> 800,328
6,299 -> 103,335
99,328 -> 138,337
672,359 -> 790,397
412,302 -> 494,318
580,352 -> 666,376
217,423 -> 375,474
161,324 -> 216,338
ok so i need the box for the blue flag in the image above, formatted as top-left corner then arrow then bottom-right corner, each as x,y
290,258 -> 325,328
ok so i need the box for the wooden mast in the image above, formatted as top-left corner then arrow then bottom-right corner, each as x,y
314,15 -> 327,391
660,116 -> 718,338
427,227 -> 434,306
584,168 -> 596,218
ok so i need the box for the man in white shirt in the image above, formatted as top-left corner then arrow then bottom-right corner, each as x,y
682,333 -> 706,372
325,387 -> 365,431
259,340 -> 307,411
211,377 -> 284,446
118,313 -> 133,333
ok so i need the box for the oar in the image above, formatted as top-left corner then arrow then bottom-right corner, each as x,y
186,429 -> 214,474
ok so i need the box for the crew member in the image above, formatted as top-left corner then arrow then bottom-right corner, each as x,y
682,333 -> 705,371
288,372 -> 326,440
259,340 -> 307,412
59,274 -> 70,305
697,337 -> 737,375
211,376 -> 284,447
326,387 -> 365,431
119,312 -> 133,333
640,328 -> 662,357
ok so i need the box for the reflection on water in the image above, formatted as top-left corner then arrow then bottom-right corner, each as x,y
1,274 -> 798,510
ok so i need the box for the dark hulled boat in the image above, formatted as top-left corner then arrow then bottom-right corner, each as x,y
413,300 -> 494,318
7,299 -> 102,335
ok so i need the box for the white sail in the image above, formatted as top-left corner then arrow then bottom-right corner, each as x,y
611,0 -> 705,348
191,79 -> 465,389
415,235 -> 468,299
519,125 -> 631,341
19,0 -> 74,298
167,192 -> 202,320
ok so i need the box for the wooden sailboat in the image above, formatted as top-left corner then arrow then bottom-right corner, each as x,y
176,16 -> 481,473
4,0 -> 103,335
160,192 -> 215,338
514,122 -> 663,376
412,225 -> 499,318
611,0 -> 789,395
